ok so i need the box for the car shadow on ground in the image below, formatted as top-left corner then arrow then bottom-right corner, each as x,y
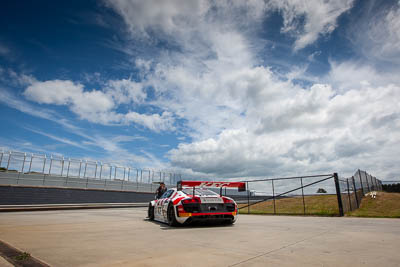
143,218 -> 235,230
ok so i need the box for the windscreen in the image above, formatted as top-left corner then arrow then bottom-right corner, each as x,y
182,188 -> 219,196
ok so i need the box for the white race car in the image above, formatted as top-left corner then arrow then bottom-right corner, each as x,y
148,181 -> 246,226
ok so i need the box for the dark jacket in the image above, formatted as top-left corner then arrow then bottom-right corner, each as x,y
156,186 -> 167,199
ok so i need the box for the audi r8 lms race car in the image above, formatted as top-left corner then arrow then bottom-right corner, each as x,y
147,181 -> 246,226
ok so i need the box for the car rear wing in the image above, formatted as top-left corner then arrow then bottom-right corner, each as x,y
177,181 -> 246,193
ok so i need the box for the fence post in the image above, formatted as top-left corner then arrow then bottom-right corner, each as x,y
84,161 -> 88,188
352,176 -> 359,208
300,177 -> 305,215
334,173 -> 344,216
121,172 -> 124,190
346,178 -> 352,211
6,151 -> 11,171
272,179 -> 276,214
136,169 -> 139,190
247,181 -> 250,214
358,169 -> 364,195
66,158 -> 70,185
364,172 -> 370,193
21,153 -> 26,173
0,150 -> 3,167
61,157 -> 64,176
94,162 -> 98,179
28,153 -> 33,173
99,163 -> 103,180
372,176 -> 376,191
78,160 -> 82,178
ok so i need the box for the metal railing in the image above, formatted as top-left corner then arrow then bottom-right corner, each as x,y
0,149 -> 181,192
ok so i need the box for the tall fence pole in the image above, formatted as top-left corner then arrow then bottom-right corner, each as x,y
78,160 -> 82,178
21,153 -> 26,173
94,163 -> 98,179
247,181 -> 250,214
334,173 -> 344,216
0,151 -> 3,167
346,178 -> 352,211
6,151 -> 11,171
365,172 -> 370,193
272,180 -> 276,214
66,158 -> 70,185
99,163 -> 103,179
352,176 -> 359,208
300,177 -> 305,215
61,157 -> 64,176
28,153 -> 33,173
358,169 -> 364,195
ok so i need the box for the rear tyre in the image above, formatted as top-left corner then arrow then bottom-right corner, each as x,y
167,204 -> 179,226
148,203 -> 154,221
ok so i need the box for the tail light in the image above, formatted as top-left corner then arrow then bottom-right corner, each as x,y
177,205 -> 185,213
223,197 -> 234,204
182,197 -> 201,204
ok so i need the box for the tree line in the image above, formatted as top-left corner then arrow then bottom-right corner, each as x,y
382,183 -> 400,193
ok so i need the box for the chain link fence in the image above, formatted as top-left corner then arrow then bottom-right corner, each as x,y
0,149 -> 181,193
338,170 -> 382,214
237,171 -> 382,216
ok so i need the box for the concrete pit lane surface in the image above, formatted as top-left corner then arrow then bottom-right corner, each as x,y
0,208 -> 399,267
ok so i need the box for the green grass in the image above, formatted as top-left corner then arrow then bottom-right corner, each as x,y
347,192 -> 400,218
238,194 -> 340,216
14,252 -> 31,261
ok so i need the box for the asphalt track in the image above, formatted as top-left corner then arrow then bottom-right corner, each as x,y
0,208 -> 399,266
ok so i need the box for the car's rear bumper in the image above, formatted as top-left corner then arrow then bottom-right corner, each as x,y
176,211 -> 237,224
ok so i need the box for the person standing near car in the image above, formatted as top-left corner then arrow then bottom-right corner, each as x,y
156,182 -> 167,199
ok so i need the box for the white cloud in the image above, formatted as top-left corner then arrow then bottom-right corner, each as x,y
103,0 -> 400,180
24,80 -> 85,105
270,0 -> 354,50
349,1 -> 400,64
22,78 -> 174,132
105,78 -> 146,105
125,111 -> 175,132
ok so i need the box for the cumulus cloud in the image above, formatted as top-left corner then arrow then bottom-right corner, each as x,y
24,80 -> 114,112
101,0 -> 400,180
125,111 -> 175,132
4,0 -> 398,180
23,79 -> 174,132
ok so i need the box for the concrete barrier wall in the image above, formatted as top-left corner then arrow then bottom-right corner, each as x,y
0,185 -> 155,205
0,172 -> 174,193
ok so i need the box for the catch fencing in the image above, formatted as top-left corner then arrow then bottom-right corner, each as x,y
237,171 -> 382,216
338,170 -> 382,214
0,149 -> 181,193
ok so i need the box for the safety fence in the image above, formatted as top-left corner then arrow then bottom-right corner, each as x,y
0,149 -> 181,193
338,170 -> 382,214
237,171 -> 382,216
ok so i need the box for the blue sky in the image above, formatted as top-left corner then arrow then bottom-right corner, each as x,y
0,0 -> 399,180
